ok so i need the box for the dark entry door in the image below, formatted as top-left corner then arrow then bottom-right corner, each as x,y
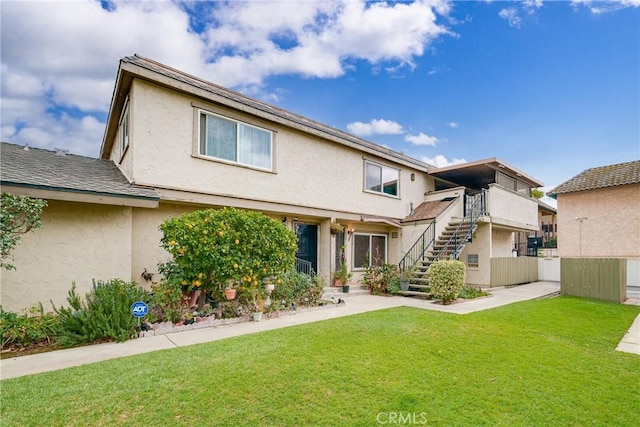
295,223 -> 318,274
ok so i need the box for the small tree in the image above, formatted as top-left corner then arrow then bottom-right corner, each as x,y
531,188 -> 544,199
159,207 -> 297,301
428,260 -> 466,305
0,193 -> 47,270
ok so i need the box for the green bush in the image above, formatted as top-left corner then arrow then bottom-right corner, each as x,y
148,279 -> 187,324
1,193 -> 47,270
159,208 -> 297,297
271,270 -> 324,309
53,279 -> 148,345
363,263 -> 400,295
458,286 -> 488,300
428,260 -> 466,304
0,304 -> 61,349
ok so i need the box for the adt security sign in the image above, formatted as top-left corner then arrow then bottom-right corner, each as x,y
131,301 -> 148,318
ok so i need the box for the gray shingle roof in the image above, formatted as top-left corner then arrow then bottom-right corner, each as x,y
548,160 -> 640,196
1,142 -> 158,200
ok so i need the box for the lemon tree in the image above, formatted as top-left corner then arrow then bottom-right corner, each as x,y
159,207 -> 297,293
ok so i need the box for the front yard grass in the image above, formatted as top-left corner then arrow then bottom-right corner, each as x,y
2,296 -> 639,426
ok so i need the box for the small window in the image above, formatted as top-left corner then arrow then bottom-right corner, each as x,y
119,102 -> 129,154
354,233 -> 387,269
467,254 -> 479,268
364,160 -> 399,197
199,110 -> 272,170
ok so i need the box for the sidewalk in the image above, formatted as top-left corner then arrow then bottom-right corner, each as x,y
0,281 -> 632,380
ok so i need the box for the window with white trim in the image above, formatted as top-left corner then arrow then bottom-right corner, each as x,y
354,233 -> 387,269
119,102 -> 129,154
198,110 -> 272,170
364,160 -> 399,197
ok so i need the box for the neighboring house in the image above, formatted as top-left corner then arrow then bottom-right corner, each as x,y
0,55 -> 545,310
548,160 -> 640,259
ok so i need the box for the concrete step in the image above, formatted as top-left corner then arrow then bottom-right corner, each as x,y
408,284 -> 430,290
398,290 -> 432,298
322,286 -> 368,299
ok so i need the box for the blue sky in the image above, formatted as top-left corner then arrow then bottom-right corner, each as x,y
1,1 -> 639,203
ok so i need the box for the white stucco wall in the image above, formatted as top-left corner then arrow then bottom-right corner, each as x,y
127,80 -> 430,220
628,260 -> 640,287
1,200 -> 134,312
538,257 -> 561,281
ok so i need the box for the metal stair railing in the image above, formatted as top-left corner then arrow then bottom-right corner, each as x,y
399,220 -> 435,272
433,190 -> 487,262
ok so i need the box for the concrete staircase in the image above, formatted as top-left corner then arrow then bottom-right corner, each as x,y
398,219 -> 477,298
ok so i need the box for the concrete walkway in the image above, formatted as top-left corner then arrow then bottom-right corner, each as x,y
0,281 -> 635,380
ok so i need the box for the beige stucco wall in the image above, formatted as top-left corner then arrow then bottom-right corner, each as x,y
488,184 -> 538,230
556,184 -> 640,259
0,200 -> 134,312
492,228 -> 515,257
131,203 -> 200,288
460,222 -> 492,286
127,80 -> 430,221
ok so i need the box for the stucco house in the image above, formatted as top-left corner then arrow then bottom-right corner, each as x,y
1,55 -> 545,311
548,160 -> 640,259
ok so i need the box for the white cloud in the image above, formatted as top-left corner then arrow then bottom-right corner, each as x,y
0,0 -> 452,157
405,132 -> 439,146
571,0 -> 640,14
421,155 -> 467,168
524,0 -> 544,11
446,122 -> 459,128
347,119 -> 405,136
498,8 -> 522,28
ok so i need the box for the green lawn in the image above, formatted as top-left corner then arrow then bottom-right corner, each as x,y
2,297 -> 639,426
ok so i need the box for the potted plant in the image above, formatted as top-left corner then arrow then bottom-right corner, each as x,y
330,221 -> 345,234
333,262 -> 353,293
247,286 -> 265,321
224,279 -> 237,300
398,267 -> 415,292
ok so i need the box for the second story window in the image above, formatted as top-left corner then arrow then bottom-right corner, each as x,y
364,160 -> 399,197
199,110 -> 272,170
119,102 -> 129,155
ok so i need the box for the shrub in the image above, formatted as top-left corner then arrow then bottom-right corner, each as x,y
148,279 -> 187,324
363,263 -> 400,295
271,270 -> 324,309
0,304 -> 61,349
0,193 -> 47,270
159,208 -> 297,298
428,260 -> 466,304
458,286 -> 489,300
53,279 -> 148,344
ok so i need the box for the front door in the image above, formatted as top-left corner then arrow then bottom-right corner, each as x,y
295,223 -> 318,274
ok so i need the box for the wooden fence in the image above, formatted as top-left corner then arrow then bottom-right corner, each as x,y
490,257 -> 538,287
561,258 -> 627,303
